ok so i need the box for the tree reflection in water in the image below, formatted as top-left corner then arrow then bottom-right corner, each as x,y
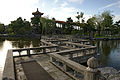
95,40 -> 120,70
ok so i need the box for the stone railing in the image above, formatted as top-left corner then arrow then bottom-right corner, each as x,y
3,37 -> 105,80
50,53 -> 106,80
53,48 -> 96,59
50,53 -> 86,80
2,45 -> 58,80
2,50 -> 15,80
12,45 -> 58,57
64,42 -> 96,49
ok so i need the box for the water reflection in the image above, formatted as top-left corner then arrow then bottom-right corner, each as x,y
95,40 -> 120,70
6,38 -> 40,48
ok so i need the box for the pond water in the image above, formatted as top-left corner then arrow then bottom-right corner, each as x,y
0,38 -> 120,80
95,40 -> 120,70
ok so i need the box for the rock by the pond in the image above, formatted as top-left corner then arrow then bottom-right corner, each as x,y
98,67 -> 120,80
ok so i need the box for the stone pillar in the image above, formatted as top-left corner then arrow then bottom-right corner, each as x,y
54,47 -> 59,52
83,50 -> 86,56
63,64 -> 67,71
84,57 -> 100,80
27,49 -> 30,57
18,50 -> 21,56
73,45 -> 76,48
69,52 -> 73,59
50,56 -> 52,62
74,71 -> 77,77
42,48 -> 46,53
66,44 -> 69,46
94,48 -> 97,54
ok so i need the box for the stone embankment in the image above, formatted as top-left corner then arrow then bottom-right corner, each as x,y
99,67 -> 120,80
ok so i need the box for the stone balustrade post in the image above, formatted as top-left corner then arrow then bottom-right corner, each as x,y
73,45 -> 76,48
18,50 -> 21,56
54,47 -> 59,52
63,64 -> 67,71
83,50 -> 86,56
27,49 -> 30,57
84,57 -> 100,80
42,48 -> 46,54
69,52 -> 73,59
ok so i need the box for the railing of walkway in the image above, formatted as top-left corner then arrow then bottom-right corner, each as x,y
3,37 -> 106,80
50,53 -> 106,80
3,45 -> 58,80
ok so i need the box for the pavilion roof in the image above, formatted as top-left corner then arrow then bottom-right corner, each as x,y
55,20 -> 67,24
32,8 -> 44,15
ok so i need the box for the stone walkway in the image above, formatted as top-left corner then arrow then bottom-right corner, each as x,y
22,60 -> 54,80
15,54 -> 74,80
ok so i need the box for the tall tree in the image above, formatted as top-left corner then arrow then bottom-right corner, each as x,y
7,17 -> 31,35
40,17 -> 56,35
101,11 -> 113,30
66,17 -> 74,34
87,16 -> 96,37
0,23 -> 5,34
76,12 -> 84,23
31,17 -> 42,34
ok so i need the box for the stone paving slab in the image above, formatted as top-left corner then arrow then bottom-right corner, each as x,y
21,60 -> 54,80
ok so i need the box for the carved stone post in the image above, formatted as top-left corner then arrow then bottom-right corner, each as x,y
42,48 -> 46,54
63,64 -> 67,71
27,49 -> 30,57
18,50 -> 21,56
54,47 -> 59,52
84,57 -> 100,80
69,52 -> 73,59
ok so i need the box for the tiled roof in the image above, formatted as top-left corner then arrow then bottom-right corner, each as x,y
32,8 -> 44,15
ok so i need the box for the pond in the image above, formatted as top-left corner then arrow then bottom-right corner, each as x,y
0,38 -> 120,79
95,40 -> 120,70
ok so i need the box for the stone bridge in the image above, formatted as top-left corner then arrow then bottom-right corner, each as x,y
2,35 -> 106,80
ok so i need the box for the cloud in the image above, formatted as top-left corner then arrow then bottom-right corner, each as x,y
54,0 -> 58,3
42,2 -> 45,7
99,1 -> 120,10
61,1 -> 68,7
113,15 -> 120,22
0,0 -> 39,24
68,0 -> 84,4
49,4 -> 84,22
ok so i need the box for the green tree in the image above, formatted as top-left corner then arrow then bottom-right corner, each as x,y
94,11 -> 114,36
40,17 -> 56,35
7,17 -> 31,35
76,12 -> 84,23
66,17 -> 74,34
31,17 -> 42,34
101,11 -> 113,30
87,16 -> 96,37
0,23 -> 5,34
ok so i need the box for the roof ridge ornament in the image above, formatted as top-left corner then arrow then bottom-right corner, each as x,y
37,8 -> 39,11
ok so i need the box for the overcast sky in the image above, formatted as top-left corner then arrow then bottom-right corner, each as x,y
0,0 -> 120,25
